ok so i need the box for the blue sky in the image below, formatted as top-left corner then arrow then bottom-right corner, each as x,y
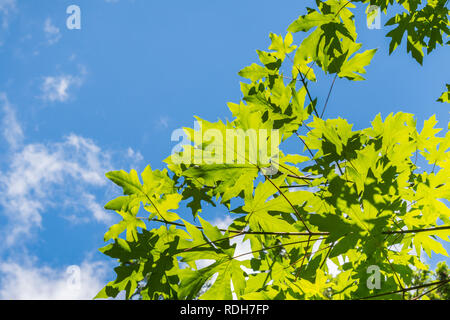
0,0 -> 448,299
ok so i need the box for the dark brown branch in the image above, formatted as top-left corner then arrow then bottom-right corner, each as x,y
295,132 -> 315,159
280,184 -> 310,189
382,249 -> 404,291
182,230 -> 245,253
321,73 -> 338,118
335,161 -> 344,176
286,53 -> 319,118
383,225 -> 450,235
286,174 -> 316,181
147,218 -> 328,236
289,244 -> 333,270
232,237 -> 327,260
334,0 -> 352,18
260,170 -> 311,233
359,278 -> 450,300
412,281 -> 449,300
295,235 -> 312,280
320,242 -> 335,269
145,218 -> 450,238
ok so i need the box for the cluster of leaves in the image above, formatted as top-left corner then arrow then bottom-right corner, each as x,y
355,0 -> 449,64
404,261 -> 450,299
96,0 -> 450,300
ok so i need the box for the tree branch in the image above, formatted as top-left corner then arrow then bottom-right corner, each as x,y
321,73 -> 338,118
286,53 -> 319,118
260,170 -> 312,233
146,218 -> 450,238
146,218 -> 328,236
383,225 -> 450,235
232,237 -> 327,260
359,278 -> 450,300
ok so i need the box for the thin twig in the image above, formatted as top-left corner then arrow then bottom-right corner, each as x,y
261,170 -> 311,233
321,73 -> 338,118
146,218 -> 450,237
232,237 -> 326,260
295,235 -> 312,280
296,132 -> 315,158
319,242 -> 335,269
412,281 -> 449,300
286,53 -> 319,117
146,218 -> 328,236
383,225 -> 450,235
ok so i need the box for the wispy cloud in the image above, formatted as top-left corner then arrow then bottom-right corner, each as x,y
0,98 -> 145,246
0,0 -> 16,29
41,74 -> 83,102
157,115 -> 170,129
43,18 -> 61,45
0,93 -> 23,149
40,65 -> 87,103
82,193 -> 113,224
0,99 -> 115,244
0,97 -> 145,298
127,147 -> 144,163
0,134 -> 113,244
0,256 -> 109,299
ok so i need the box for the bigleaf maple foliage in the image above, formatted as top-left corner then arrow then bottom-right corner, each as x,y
96,0 -> 450,300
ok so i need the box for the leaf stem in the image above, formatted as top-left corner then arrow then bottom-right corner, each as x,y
260,170 -> 312,233
295,235 -> 312,280
321,73 -> 338,118
286,53 -> 319,118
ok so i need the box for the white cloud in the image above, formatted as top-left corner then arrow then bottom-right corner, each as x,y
0,97 -> 146,298
44,18 -> 61,45
0,257 -> 109,299
41,74 -> 83,102
326,259 -> 340,277
0,93 -> 23,149
0,98 -> 146,245
127,147 -> 144,163
213,215 -> 234,230
158,116 -> 170,128
0,134 -> 113,244
0,0 -> 16,29
83,193 -> 113,224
